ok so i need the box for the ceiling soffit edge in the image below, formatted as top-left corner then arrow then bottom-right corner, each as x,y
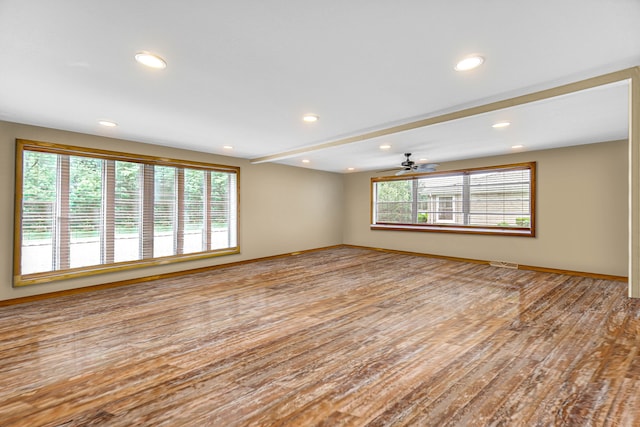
251,66 -> 639,165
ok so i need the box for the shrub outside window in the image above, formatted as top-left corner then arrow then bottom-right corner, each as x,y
14,139 -> 239,286
371,162 -> 535,237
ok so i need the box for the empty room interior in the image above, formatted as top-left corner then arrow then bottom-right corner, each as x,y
1,1 -> 640,426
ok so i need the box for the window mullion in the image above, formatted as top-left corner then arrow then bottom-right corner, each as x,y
55,155 -> 70,271
176,168 -> 185,255
204,171 -> 211,250
462,173 -> 470,225
227,175 -> 235,247
102,160 -> 115,264
411,179 -> 418,224
142,164 -> 154,259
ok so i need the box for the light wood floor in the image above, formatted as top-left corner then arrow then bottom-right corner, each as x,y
1,247 -> 639,426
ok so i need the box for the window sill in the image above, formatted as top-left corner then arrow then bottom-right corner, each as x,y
371,223 -> 535,237
14,247 -> 241,287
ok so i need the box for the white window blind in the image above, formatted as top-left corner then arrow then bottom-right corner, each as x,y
15,140 -> 240,286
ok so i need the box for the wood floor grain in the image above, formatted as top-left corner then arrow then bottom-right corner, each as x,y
1,247 -> 639,426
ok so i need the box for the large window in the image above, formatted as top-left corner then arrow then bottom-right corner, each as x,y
15,139 -> 239,286
372,162 -> 535,236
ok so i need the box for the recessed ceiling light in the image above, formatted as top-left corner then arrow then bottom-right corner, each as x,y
302,159 -> 311,164
347,167 -> 355,171
135,52 -> 167,69
492,121 -> 511,128
419,158 -> 428,162
379,144 -> 392,150
303,114 -> 319,123
511,144 -> 524,149
223,145 -> 233,150
455,55 -> 484,71
98,120 -> 117,127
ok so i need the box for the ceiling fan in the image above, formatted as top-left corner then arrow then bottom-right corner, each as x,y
384,153 -> 439,175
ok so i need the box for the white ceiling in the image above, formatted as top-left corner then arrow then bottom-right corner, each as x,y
0,1 -> 638,173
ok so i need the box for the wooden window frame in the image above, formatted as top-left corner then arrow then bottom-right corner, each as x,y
14,139 -> 240,286
371,162 -> 536,237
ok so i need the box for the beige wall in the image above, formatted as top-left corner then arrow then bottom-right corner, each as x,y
0,120 -> 629,302
0,121 -> 344,301
343,140 -> 628,276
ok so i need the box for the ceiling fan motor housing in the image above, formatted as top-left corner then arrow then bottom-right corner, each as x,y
401,153 -> 415,169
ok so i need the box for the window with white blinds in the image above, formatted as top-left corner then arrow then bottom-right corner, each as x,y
15,139 -> 239,286
371,162 -> 535,236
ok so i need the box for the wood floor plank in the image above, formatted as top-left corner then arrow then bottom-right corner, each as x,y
1,246 -> 639,426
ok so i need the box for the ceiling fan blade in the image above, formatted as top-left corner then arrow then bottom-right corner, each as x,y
415,163 -> 439,172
